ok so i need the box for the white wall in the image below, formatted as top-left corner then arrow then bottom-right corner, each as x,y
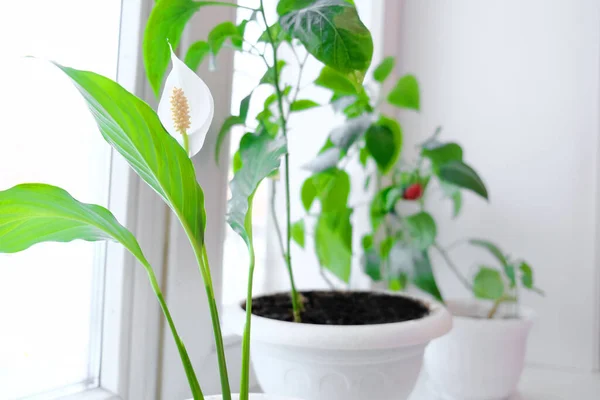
393,0 -> 600,371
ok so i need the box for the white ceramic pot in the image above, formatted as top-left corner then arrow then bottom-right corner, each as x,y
226,292 -> 452,400
424,299 -> 535,400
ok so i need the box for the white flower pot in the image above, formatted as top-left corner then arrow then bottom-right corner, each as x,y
225,292 -> 452,400
424,299 -> 535,400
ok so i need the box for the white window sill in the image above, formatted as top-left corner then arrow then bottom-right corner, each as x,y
58,388 -> 120,400
410,366 -> 600,399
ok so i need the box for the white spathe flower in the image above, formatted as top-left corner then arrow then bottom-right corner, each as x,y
158,46 -> 214,157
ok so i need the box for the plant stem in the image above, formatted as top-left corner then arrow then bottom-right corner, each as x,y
198,246 -> 232,400
143,261 -> 204,399
259,0 -> 302,322
433,242 -> 473,291
239,199 -> 256,400
488,296 -> 504,319
270,182 -> 288,264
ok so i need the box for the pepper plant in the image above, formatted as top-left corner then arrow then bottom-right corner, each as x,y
143,0 -> 375,322
298,55 -> 544,317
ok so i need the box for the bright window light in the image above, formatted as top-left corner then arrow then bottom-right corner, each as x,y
0,1 -> 122,398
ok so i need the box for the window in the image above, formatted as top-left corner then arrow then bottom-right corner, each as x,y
0,1 -> 123,398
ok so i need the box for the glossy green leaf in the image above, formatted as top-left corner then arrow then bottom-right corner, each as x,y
388,74 -> 419,111
0,183 -> 203,396
365,116 -> 402,173
469,239 -> 508,266
208,21 -> 242,54
228,133 -> 287,241
315,209 -> 353,283
405,212 -> 437,250
413,251 -> 443,302
439,161 -> 489,200
422,143 -> 463,168
184,40 -> 210,71
290,99 -> 320,111
143,0 -> 203,95
279,0 -> 373,79
473,267 -> 505,300
215,116 -> 245,164
56,64 -> 207,247
373,56 -> 395,83
291,220 -> 306,248
519,262 -> 533,289
260,60 -> 287,85
315,66 -> 359,95
258,22 -> 291,46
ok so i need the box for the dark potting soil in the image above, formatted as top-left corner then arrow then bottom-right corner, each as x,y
246,291 -> 430,325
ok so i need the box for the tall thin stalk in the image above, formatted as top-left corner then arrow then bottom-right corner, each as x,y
259,0 -> 302,322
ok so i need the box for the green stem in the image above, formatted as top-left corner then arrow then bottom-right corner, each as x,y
182,131 -> 190,156
433,242 -> 473,291
259,0 -> 302,322
198,245 -> 232,400
143,262 -> 203,399
240,200 -> 256,400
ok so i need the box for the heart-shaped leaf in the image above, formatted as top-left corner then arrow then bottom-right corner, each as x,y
373,56 -> 395,83
405,212 -> 437,250
388,74 -> 420,110
473,267 -> 505,300
365,116 -> 403,173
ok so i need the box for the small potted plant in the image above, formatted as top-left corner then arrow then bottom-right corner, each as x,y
143,2 -> 453,400
424,241 -> 543,400
0,37 -> 298,400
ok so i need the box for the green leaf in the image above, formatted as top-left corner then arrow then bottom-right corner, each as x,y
380,236 -> 395,259
362,234 -> 373,250
519,262 -> 533,289
405,212 -> 437,250
363,249 -> 382,281
473,267 -> 505,300
56,63 -> 207,247
260,60 -> 287,85
0,184 -> 203,395
469,239 -> 508,266
365,116 -> 402,173
215,116 -> 245,164
291,220 -> 306,248
232,150 -> 243,173
301,178 -> 318,212
208,21 -> 242,54
143,0 -> 203,96
388,273 -> 408,292
239,92 -> 253,121
451,192 -> 462,218
439,161 -> 489,200
388,74 -> 419,111
422,143 -> 463,169
315,66 -> 359,95
373,56 -> 395,83
184,40 -> 210,71
258,22 -> 291,46
290,99 -> 320,112
315,209 -> 353,283
279,0 -> 373,79
227,133 -> 287,242
359,147 -> 369,168
0,184 -> 147,256
413,250 -> 443,302
311,169 -> 351,212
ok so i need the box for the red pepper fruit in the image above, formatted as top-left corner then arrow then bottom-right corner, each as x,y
403,183 -> 423,200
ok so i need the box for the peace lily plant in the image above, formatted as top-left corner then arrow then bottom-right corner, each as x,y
0,51 -> 272,400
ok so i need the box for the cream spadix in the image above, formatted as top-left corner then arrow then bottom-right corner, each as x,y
158,47 -> 214,157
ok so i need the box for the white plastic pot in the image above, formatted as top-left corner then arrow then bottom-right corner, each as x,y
424,299 -> 535,400
226,291 -> 452,400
